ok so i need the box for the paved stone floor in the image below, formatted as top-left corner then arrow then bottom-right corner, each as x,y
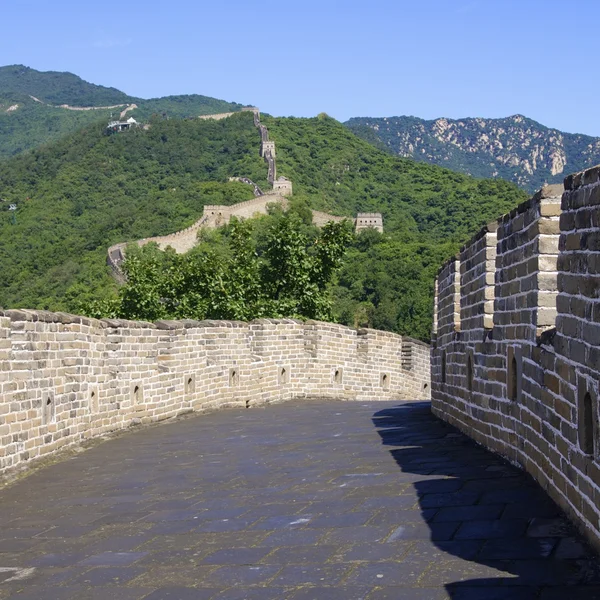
0,400 -> 598,599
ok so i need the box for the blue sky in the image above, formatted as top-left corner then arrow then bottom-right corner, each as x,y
3,0 -> 599,135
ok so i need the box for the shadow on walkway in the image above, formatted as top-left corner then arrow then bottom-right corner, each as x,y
372,402 -> 600,600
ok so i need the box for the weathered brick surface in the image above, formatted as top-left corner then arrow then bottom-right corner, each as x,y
432,175 -> 600,551
0,314 -> 430,477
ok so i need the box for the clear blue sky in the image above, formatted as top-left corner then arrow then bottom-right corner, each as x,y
4,0 -> 599,135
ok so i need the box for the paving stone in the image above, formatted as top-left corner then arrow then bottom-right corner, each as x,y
29,553 -> 91,567
70,566 -> 144,585
479,538 -> 557,560
251,515 -> 316,530
269,564 -> 352,586
432,504 -> 505,523
540,586 -> 600,599
200,547 -> 273,565
409,539 -> 482,561
289,586 -> 372,599
335,541 -> 413,562
197,518 -> 259,533
527,517 -> 574,538
445,585 -> 540,599
306,512 -> 372,528
143,588 -> 222,600
78,551 -> 148,566
420,492 -> 481,509
421,558 -> 517,586
322,526 -> 394,544
0,400 -> 596,598
554,537 -> 595,560
384,521 -> 460,541
203,564 -> 282,586
1,586 -> 83,600
262,544 -> 338,564
256,529 -> 326,547
136,549 -> 208,566
72,588 -> 153,600
128,565 -> 218,587
364,509 -> 437,526
455,519 -> 529,540
214,588 -> 293,599
344,560 -> 430,586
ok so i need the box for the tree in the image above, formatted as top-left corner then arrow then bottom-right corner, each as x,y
82,211 -> 353,323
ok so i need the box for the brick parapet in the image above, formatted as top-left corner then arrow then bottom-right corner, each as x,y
0,312 -> 430,478
431,172 -> 600,551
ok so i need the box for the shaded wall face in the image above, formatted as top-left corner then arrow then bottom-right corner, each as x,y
0,313 -> 430,477
430,178 -> 600,550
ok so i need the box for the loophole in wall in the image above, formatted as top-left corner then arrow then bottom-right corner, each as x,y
577,379 -> 598,457
581,392 -> 595,455
441,351 -> 447,384
333,368 -> 343,385
131,383 -> 143,406
184,373 -> 196,395
90,388 -> 99,413
380,373 -> 390,391
43,394 -> 55,426
229,368 -> 239,387
507,346 -> 522,402
466,354 -> 473,393
278,366 -> 290,386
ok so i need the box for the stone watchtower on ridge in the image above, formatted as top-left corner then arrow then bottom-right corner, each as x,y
355,212 -> 383,233
273,176 -> 293,196
261,140 -> 276,158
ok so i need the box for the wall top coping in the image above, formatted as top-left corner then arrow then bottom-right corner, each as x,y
498,184 -> 563,228
532,183 -> 564,201
458,221 -> 497,254
564,164 -> 600,191
0,310 -> 427,345
436,182 -> 565,279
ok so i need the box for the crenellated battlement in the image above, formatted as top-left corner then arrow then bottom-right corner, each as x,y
431,168 -> 600,550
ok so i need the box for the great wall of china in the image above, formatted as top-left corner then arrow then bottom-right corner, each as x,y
431,166 -> 600,550
107,109 -> 382,279
0,312 -> 430,478
6,103 -> 600,553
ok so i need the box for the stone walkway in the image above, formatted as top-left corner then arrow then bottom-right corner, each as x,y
0,400 -> 598,599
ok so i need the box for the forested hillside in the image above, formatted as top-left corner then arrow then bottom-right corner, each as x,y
0,65 -> 247,159
0,65 -> 131,106
346,114 -> 600,193
264,114 -> 527,338
0,112 -> 267,310
0,112 -> 527,340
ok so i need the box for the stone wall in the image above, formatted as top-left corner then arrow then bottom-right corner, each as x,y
107,108 -> 290,275
431,173 -> 600,549
197,112 -> 237,121
0,311 -> 430,478
272,176 -> 293,196
202,194 -> 289,226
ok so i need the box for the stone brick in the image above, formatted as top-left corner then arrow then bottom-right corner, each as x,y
433,176 -> 600,555
0,311 -> 431,479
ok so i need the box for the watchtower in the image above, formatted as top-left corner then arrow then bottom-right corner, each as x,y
272,176 -> 293,197
355,213 -> 383,233
261,140 -> 276,158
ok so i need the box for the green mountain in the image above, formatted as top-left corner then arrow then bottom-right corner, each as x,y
345,114 -> 600,192
0,111 -> 526,340
0,64 -> 131,105
0,65 -> 247,159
